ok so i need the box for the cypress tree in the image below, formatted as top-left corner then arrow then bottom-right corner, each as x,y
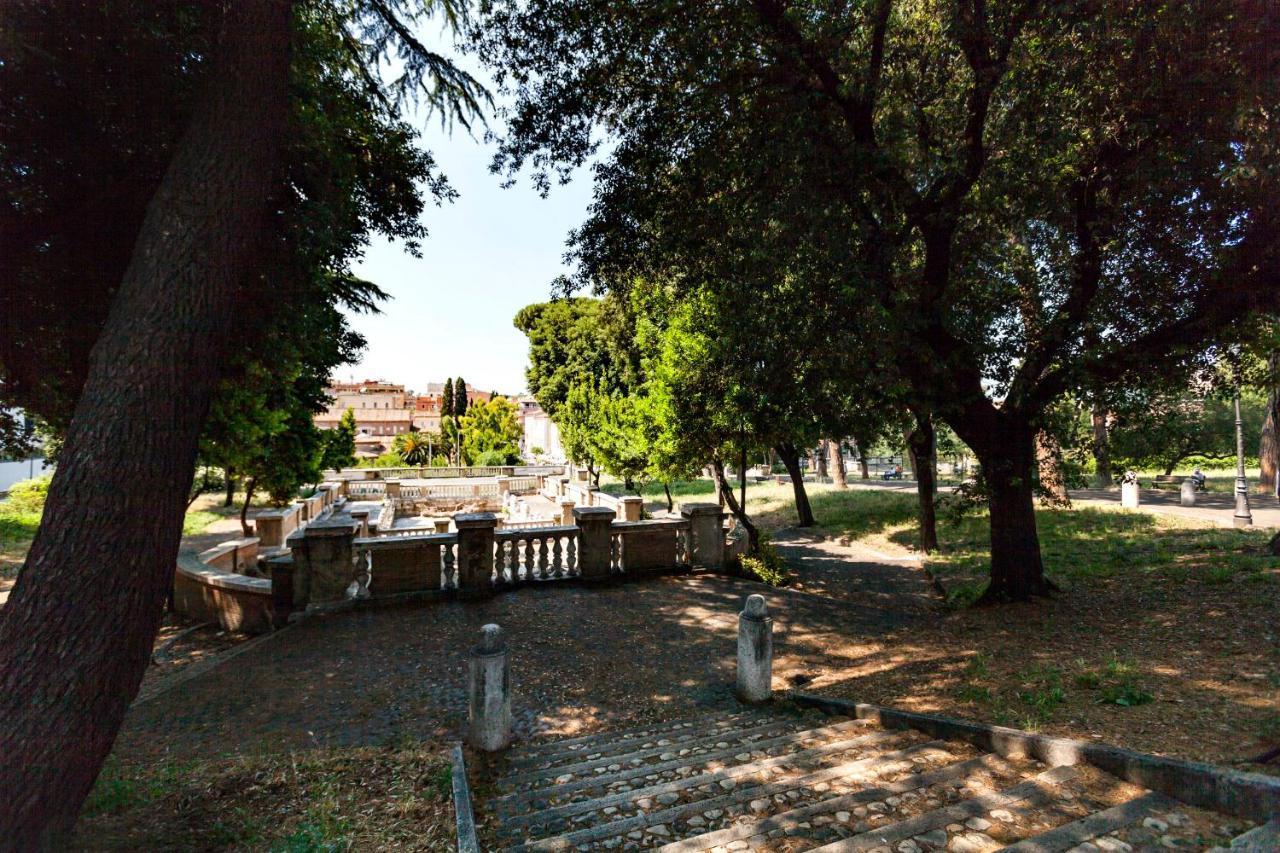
442,378 -> 454,418
455,377 -> 468,416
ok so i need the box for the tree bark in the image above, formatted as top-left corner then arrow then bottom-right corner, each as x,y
239,477 -> 258,538
662,481 -> 674,513
776,443 -> 815,527
223,467 -> 237,507
1090,405 -> 1112,487
858,446 -> 870,479
1035,430 -> 1071,507
815,440 -> 828,479
829,439 -> 847,489
905,414 -> 938,551
1260,351 -> 1279,490
0,4 -> 291,845
972,420 -> 1054,603
711,457 -> 759,552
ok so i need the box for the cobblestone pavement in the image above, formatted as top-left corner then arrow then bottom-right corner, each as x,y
114,553 -> 937,766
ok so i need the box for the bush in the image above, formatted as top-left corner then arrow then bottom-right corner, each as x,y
4,475 -> 51,514
739,534 -> 792,586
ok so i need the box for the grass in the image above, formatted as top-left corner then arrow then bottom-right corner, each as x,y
77,744 -> 455,850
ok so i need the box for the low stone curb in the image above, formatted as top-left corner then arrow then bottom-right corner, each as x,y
790,692 -> 1280,824
451,743 -> 480,853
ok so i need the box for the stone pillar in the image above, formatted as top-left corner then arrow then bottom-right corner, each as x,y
267,554 -> 295,628
1180,479 -> 1197,507
385,479 -> 402,501
433,517 -> 451,533
736,594 -> 773,703
497,476 -> 512,498
350,508 -> 370,538
363,468 -> 379,480
292,517 -> 359,605
468,624 -> 512,751
574,506 -> 616,581
681,502 -> 725,570
576,468 -> 590,483
1121,481 -> 1140,509
558,498 -> 576,525
455,512 -> 498,596
583,485 -> 596,507
621,496 -> 643,522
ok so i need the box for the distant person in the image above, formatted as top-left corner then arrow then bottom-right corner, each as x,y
1190,468 -> 1206,491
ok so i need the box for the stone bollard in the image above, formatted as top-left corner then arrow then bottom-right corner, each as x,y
497,476 -> 512,498
454,513 -> 498,597
1180,479 -> 1197,507
621,496 -> 644,522
1121,481 -> 1140,509
736,594 -> 773,703
558,497 -> 576,525
468,624 -> 512,751
681,502 -> 726,570
574,506 -> 617,581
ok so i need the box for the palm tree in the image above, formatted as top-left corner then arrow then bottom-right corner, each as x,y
393,430 -> 432,465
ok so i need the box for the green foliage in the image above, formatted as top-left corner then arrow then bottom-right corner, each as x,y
1109,388 -> 1264,475
738,535 -> 791,586
368,451 -> 406,468
182,510 -> 220,537
514,298 -> 626,418
392,431 -> 435,466
461,397 -> 523,465
4,476 -> 51,515
454,378 -> 469,417
320,409 -> 358,472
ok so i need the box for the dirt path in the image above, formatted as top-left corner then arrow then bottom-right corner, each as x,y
769,528 -> 938,615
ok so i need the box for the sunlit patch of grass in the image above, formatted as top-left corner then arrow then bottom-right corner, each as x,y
181,509 -> 221,537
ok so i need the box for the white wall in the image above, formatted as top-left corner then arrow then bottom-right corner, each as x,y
0,458 -> 50,494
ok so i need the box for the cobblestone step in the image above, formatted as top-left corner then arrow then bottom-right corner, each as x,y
1223,816 -> 1280,851
497,718 -> 876,804
513,740 -> 963,852
499,715 -> 867,793
509,710 -> 767,768
496,728 -> 919,834
656,753 -> 1013,853
994,791 -> 1175,852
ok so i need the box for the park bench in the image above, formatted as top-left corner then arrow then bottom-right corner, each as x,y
1151,474 -> 1186,490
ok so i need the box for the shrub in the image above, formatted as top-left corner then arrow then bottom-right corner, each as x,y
4,475 -> 51,514
739,535 -> 791,586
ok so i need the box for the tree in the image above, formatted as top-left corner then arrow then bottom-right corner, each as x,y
453,377 -> 469,464
514,298 -> 625,418
322,408 -> 359,472
393,429 -> 435,465
461,396 -> 523,464
1110,390 -> 1264,475
479,0 -> 1280,602
0,1 -> 485,840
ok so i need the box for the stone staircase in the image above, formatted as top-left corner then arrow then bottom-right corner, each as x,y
480,705 -> 1271,852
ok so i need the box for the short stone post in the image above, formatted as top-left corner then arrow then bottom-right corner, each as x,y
558,497 -> 576,525
497,476 -> 512,498
385,479 -> 402,501
1180,479 -> 1197,507
267,554 -> 295,628
574,506 -> 617,581
455,513 -> 498,596
583,485 -> 596,507
621,496 -> 643,522
292,517 -> 359,605
363,468 -> 379,480
681,503 -> 726,571
468,624 -> 512,751
737,594 -> 773,703
350,508 -> 370,538
433,517 -> 451,534
1121,481 -> 1140,509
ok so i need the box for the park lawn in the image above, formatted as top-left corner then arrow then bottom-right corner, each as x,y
76,743 -> 455,851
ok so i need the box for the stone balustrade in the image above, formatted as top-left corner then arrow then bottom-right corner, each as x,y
326,464 -> 566,482
173,539 -> 273,633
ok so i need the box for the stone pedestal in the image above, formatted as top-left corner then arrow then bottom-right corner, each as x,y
621,496 -> 644,522
497,477 -> 512,497
681,503 -> 725,570
574,506 -> 617,581
1121,482 -> 1140,509
350,508 -> 370,538
267,554 -> 295,628
468,624 -> 512,751
455,513 -> 497,595
433,517 -> 451,533
385,479 -> 402,501
737,594 -> 773,703
291,517 -> 359,605
558,498 -> 576,525
1180,480 -> 1197,506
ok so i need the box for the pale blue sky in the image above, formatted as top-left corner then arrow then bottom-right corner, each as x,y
345,33 -> 594,396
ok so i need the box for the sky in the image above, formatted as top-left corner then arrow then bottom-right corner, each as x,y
343,32 -> 595,397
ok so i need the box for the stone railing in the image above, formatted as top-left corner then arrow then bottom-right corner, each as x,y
273,502 -> 726,615
328,464 -> 566,482
347,480 -> 387,499
173,538 -> 273,633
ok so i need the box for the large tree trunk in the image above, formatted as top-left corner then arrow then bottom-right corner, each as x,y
858,446 -> 870,479
828,439 -> 847,489
776,443 -> 815,527
1035,430 -> 1071,507
1090,405 -> 1112,488
974,421 -> 1054,603
223,467 -> 237,507
1260,351 -> 1280,491
711,457 -> 759,552
0,5 -> 291,845
815,440 -> 828,479
905,414 -> 938,551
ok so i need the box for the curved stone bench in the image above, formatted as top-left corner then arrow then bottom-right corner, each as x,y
174,538 -> 273,634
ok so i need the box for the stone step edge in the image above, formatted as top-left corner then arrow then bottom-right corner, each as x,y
994,791 -> 1175,853
657,753 -> 1010,853
513,739 -> 957,852
508,708 -> 761,765
1223,816 -> 1280,851
496,718 -> 874,803
497,728 -> 913,834
808,765 -> 1079,852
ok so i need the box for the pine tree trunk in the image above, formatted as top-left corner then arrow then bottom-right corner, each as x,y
1035,430 -> 1071,507
776,443 -> 815,527
906,414 -> 938,551
829,440 -> 847,489
1260,352 -> 1280,490
0,4 -> 291,845
815,440 -> 828,479
1091,405 -> 1112,487
859,449 -> 869,480
224,468 -> 237,507
974,422 -> 1054,603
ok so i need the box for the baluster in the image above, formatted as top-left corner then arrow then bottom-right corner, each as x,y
552,536 -> 563,578
612,534 -> 622,573
538,536 -> 550,580
443,542 -> 456,589
519,537 -> 531,581
567,535 -> 578,576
